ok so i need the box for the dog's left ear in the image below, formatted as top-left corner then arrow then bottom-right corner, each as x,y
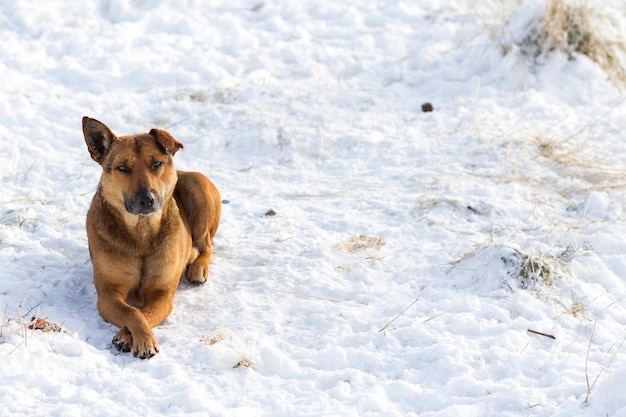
149,129 -> 184,155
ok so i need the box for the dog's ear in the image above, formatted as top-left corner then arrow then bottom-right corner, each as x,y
82,117 -> 116,164
149,128 -> 184,155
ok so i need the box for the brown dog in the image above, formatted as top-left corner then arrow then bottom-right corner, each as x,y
82,117 -> 221,359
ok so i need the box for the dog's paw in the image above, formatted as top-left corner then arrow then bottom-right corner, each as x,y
112,328 -> 132,353
113,328 -> 159,359
186,259 -> 209,284
133,336 -> 160,359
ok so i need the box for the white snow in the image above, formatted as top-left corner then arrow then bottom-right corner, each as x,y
1,0 -> 626,416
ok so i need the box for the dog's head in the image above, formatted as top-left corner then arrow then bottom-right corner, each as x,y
82,117 -> 183,216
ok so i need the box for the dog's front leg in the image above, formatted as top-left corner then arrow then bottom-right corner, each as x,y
96,292 -> 160,359
138,287 -> 176,328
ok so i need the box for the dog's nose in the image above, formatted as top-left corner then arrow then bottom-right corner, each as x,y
126,190 -> 159,215
137,192 -> 155,209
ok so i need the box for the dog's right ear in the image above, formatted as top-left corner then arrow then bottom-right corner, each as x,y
82,117 -> 116,164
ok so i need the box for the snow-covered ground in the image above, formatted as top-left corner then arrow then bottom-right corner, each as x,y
1,0 -> 626,416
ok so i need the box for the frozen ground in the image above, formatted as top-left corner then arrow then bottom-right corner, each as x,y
1,0 -> 626,416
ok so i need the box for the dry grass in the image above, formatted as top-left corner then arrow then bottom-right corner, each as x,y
541,0 -> 596,56
469,105 -> 626,193
200,329 -> 233,346
232,357 -> 255,370
452,240 -> 590,292
379,297 -> 420,333
0,304 -> 8,340
501,245 -> 566,289
539,0 -> 626,86
0,302 -> 70,356
535,136 -> 624,187
200,329 -> 256,370
488,0 -> 626,88
530,110 -> 626,191
334,235 -> 385,253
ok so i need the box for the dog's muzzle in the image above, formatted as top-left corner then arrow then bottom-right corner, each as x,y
125,190 -> 162,216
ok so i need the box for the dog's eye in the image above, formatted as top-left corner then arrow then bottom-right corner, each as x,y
152,161 -> 163,170
116,166 -> 130,174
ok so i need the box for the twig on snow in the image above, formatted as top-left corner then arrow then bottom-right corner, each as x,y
275,290 -> 341,304
23,302 -> 43,318
589,333 -> 626,409
527,329 -> 556,340
0,304 -> 8,339
4,339 -> 27,358
379,297 -> 420,333
584,320 -> 597,405
17,305 -> 26,347
422,305 -> 462,323
520,342 -> 529,355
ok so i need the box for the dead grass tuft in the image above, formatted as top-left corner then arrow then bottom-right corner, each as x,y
335,235 -> 385,253
502,245 -> 564,289
453,241 -> 589,292
28,316 -> 65,333
541,0 -> 595,56
540,0 -> 626,86
530,115 -> 626,190
200,329 -> 233,346
232,357 -> 255,370
1,303 -> 71,356
489,0 -> 626,88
